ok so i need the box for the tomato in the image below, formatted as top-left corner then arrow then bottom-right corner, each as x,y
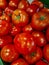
0,0 -> 7,9
36,60 -> 48,65
14,33 -> 36,55
4,7 -> 13,16
8,0 -> 19,10
26,4 -> 39,16
0,35 -> 12,48
31,1 -> 44,9
32,31 -> 47,47
1,44 -> 19,62
22,24 -> 33,33
0,13 -> 10,23
46,27 -> 49,41
18,0 -> 29,10
24,47 -> 43,64
31,12 -> 49,31
43,44 -> 49,62
10,25 -> 21,36
12,9 -> 29,27
11,58 -> 29,65
0,20 -> 11,36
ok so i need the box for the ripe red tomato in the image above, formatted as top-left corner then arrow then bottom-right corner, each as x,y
12,9 -> 29,27
32,31 -> 47,47
26,4 -> 39,16
8,0 -> 19,10
18,0 -> 29,10
11,58 -> 29,65
1,44 -> 19,62
31,1 -> 44,9
24,47 -> 43,64
46,27 -> 49,42
22,24 -> 33,33
43,44 -> 49,62
0,20 -> 11,36
0,0 -> 7,9
36,60 -> 48,65
0,35 -> 12,48
14,33 -> 36,55
31,12 -> 49,31
10,25 -> 21,36
0,13 -> 10,23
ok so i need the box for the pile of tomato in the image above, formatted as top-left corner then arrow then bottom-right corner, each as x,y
0,0 -> 49,65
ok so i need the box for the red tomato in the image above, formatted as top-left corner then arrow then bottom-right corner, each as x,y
11,25 -> 21,36
32,31 -> 47,47
36,60 -> 48,65
24,47 -> 43,64
18,0 -> 29,10
26,4 -> 39,16
12,9 -> 29,27
14,33 -> 36,55
43,44 -> 49,62
0,20 -> 11,36
11,58 -> 29,65
31,1 -> 44,9
4,7 -> 13,16
31,12 -> 49,31
0,35 -> 12,48
0,0 -> 7,9
8,0 -> 19,10
22,24 -> 33,33
1,44 -> 19,62
0,13 -> 10,23
46,27 -> 49,42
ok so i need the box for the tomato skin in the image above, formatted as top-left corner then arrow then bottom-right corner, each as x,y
12,9 -> 29,27
0,0 -> 7,9
4,7 -> 13,16
31,12 -> 49,31
14,33 -> 36,55
26,4 -> 39,16
0,20 -> 11,36
36,60 -> 48,65
46,27 -> 49,42
0,35 -> 12,48
1,44 -> 19,62
11,58 -> 29,65
22,24 -> 33,33
10,25 -> 21,36
0,13 -> 10,23
24,47 -> 43,64
8,0 -> 19,10
43,44 -> 49,62
32,31 -> 47,47
18,0 -> 29,10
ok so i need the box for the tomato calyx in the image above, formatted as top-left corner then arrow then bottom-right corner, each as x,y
40,16 -> 45,21
30,52 -> 36,57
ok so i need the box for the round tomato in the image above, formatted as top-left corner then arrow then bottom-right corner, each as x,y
18,0 -> 29,10
22,24 -> 33,33
32,31 -> 47,47
1,44 -> 19,62
0,35 -> 12,48
11,58 -> 29,65
0,0 -> 7,9
31,12 -> 49,31
46,27 -> 49,42
14,33 -> 36,55
12,9 -> 29,27
10,25 -> 21,36
24,47 -> 43,64
0,20 -> 11,36
43,44 -> 49,62
36,60 -> 48,65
